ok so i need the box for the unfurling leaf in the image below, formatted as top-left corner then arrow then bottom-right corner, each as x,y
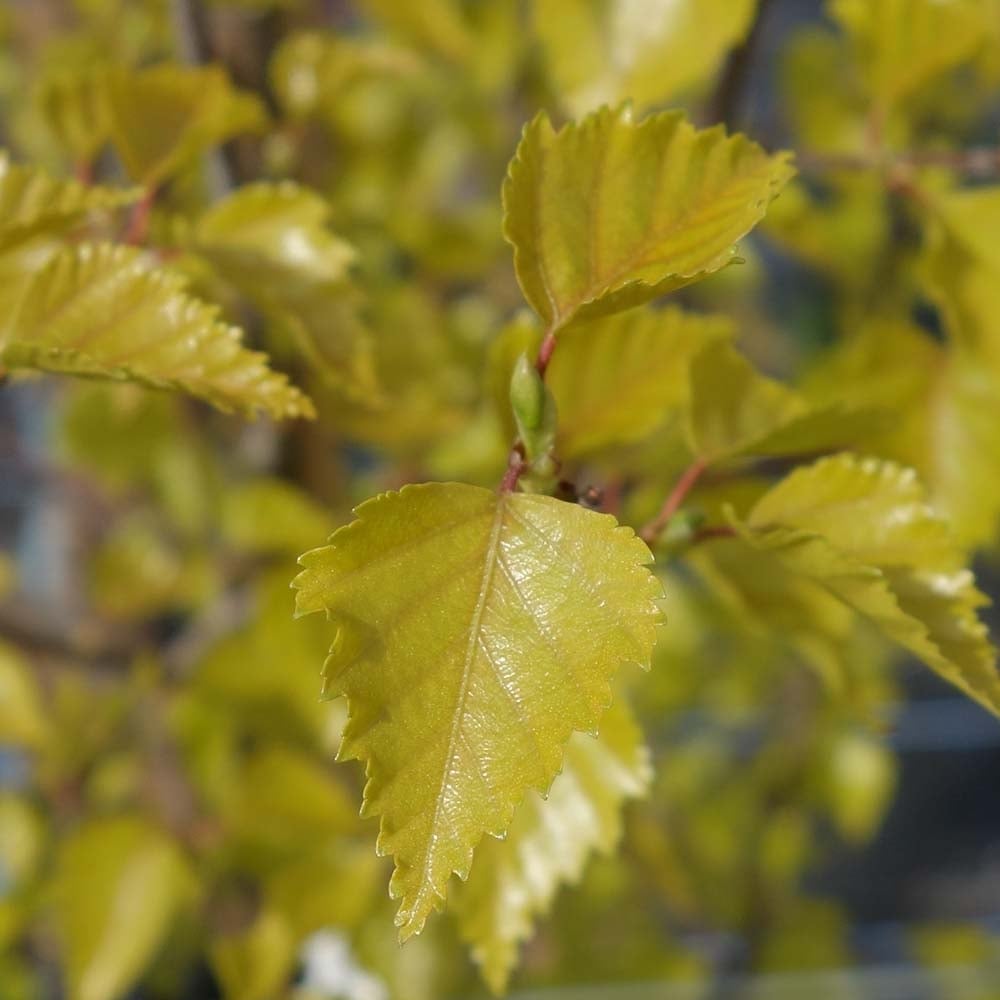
502,105 -> 794,333
107,65 -> 267,187
452,697 -> 651,994
55,816 -> 190,1000
730,453 -> 1000,715
293,483 -> 662,938
685,340 -> 874,463
0,243 -> 314,420
534,0 -> 758,117
547,306 -> 731,460
0,154 -> 137,251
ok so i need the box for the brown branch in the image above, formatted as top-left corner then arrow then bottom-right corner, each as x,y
640,458 -> 708,546
798,145 -> 1000,180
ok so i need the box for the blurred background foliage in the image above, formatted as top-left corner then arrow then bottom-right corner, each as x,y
4,0 -> 1000,998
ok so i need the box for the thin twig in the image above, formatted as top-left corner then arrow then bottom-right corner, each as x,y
798,145 -> 1000,179
123,189 -> 155,245
640,458 -> 708,546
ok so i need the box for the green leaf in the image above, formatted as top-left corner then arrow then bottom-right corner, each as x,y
221,478 -> 335,555
359,0 -> 473,62
686,341 -> 804,462
0,641 -> 49,749
452,697 -> 650,994
685,340 -> 875,463
534,0 -> 758,117
686,536 -> 857,693
106,65 -> 267,187
502,105 -> 794,333
55,816 -> 190,1000
803,321 -> 1000,550
729,453 -> 1000,715
0,154 -> 137,252
193,181 -> 356,295
293,483 -> 662,937
924,185 -> 1000,369
226,744 -> 361,851
0,243 -> 314,420
37,66 -> 112,164
210,907 -> 295,1000
830,0 -> 988,110
824,731 -> 896,843
547,306 -> 731,460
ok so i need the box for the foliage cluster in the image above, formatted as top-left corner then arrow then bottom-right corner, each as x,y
4,1 -> 1000,997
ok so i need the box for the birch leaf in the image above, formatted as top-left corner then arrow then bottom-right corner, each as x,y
534,0 -> 758,116
730,453 -> 1000,715
503,105 -> 794,333
548,306 -> 732,459
830,0 -> 988,109
686,340 -> 874,463
0,243 -> 313,420
193,181 -> 356,295
452,697 -> 651,994
0,154 -> 137,251
56,816 -> 190,1000
107,65 -> 267,187
292,483 -> 662,938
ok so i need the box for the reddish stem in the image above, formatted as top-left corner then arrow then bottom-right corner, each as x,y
74,160 -> 94,185
640,457 -> 708,545
498,447 -> 526,494
535,330 -> 557,378
124,189 -> 155,246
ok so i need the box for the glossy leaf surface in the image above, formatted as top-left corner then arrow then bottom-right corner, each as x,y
452,698 -> 650,993
534,0 -> 757,116
293,483 -> 662,937
0,243 -> 314,420
547,306 -> 731,459
193,181 -> 356,294
502,106 -> 794,332
0,155 -> 136,251
731,454 -> 1000,715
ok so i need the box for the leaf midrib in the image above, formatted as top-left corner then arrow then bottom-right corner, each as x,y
413,492 -> 508,924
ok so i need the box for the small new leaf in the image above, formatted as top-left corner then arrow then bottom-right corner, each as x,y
503,105 -> 794,332
452,697 -> 651,994
293,483 -> 662,938
0,243 -> 313,420
730,453 -> 1000,715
